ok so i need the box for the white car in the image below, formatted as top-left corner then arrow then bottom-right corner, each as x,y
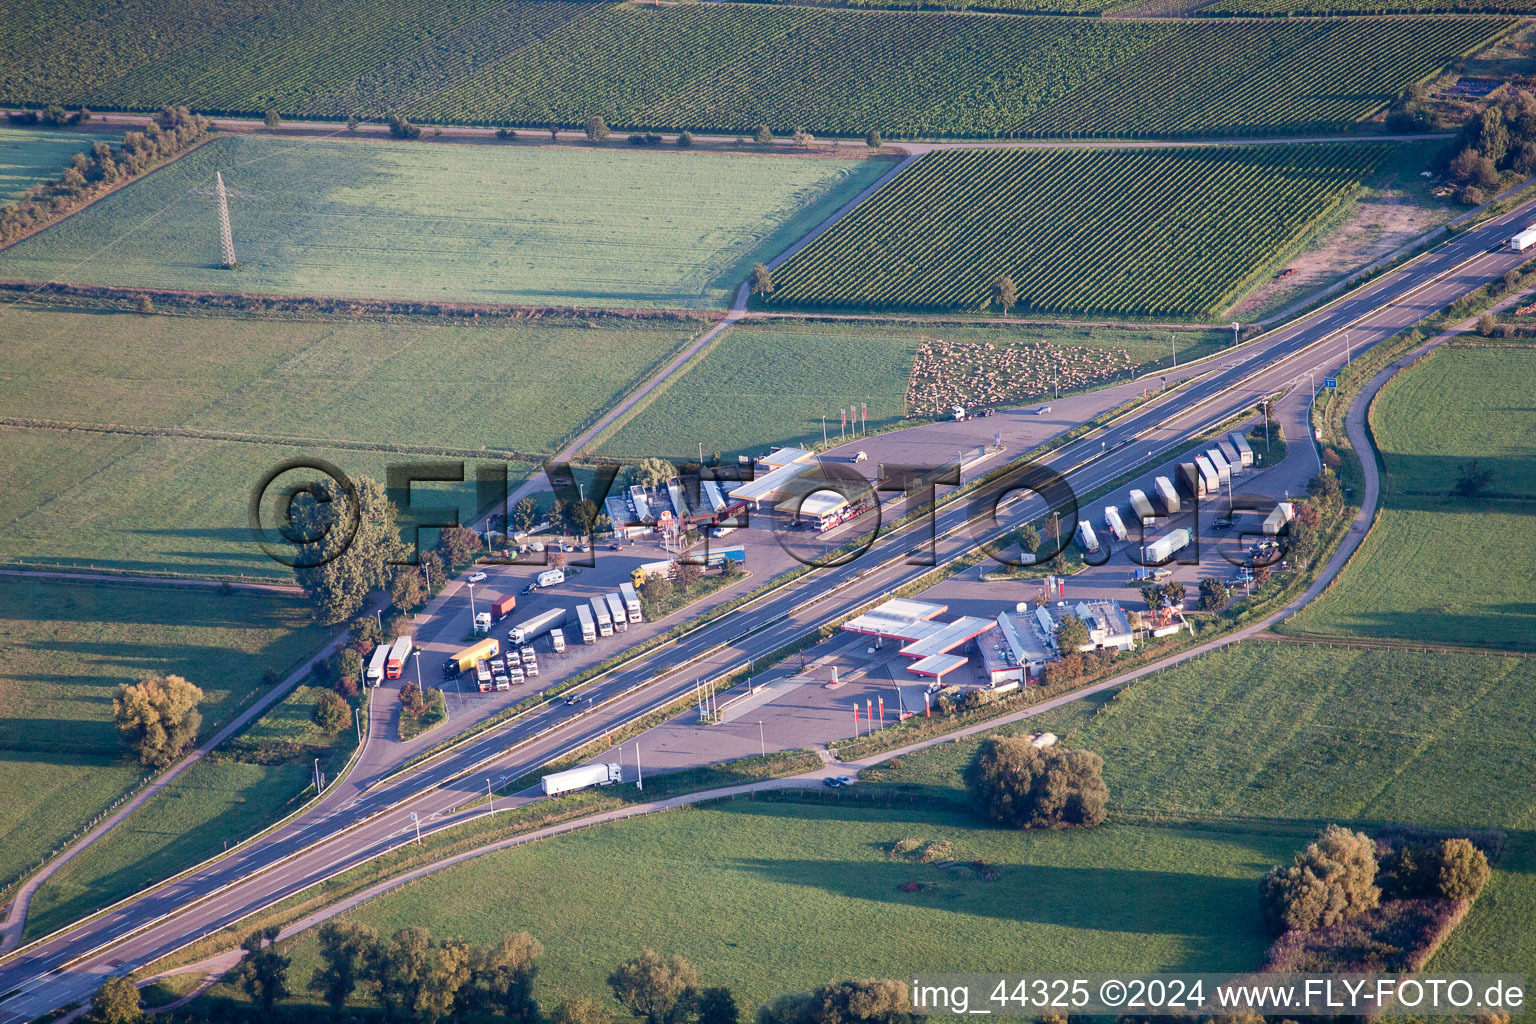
469,571 -> 487,583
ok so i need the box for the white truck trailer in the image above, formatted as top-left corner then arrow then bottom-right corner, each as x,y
1103,505 -> 1128,541
1154,476 -> 1181,514
1129,489 -> 1156,523
590,597 -> 613,638
604,592 -> 628,632
1509,226 -> 1536,252
618,581 -> 643,623
1194,456 -> 1220,496
1145,527 -> 1191,563
1262,501 -> 1295,535
540,762 -> 622,797
577,603 -> 596,644
1217,441 -> 1243,474
1227,431 -> 1255,467
366,644 -> 389,687
550,628 -> 566,654
1076,520 -> 1100,554
509,607 -> 566,646
1204,449 -> 1232,487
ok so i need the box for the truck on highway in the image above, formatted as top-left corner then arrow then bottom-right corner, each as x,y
385,635 -> 412,679
1076,520 -> 1100,554
536,569 -> 565,589
591,597 -> 614,637
1178,462 -> 1206,500
550,628 -> 566,654
619,581 -> 643,623
541,762 -> 622,797
1510,226 -> 1536,252
1228,431 -> 1255,467
448,637 -> 500,677
509,607 -> 566,646
1263,501 -> 1295,535
604,592 -> 628,632
1145,527 -> 1191,564
577,603 -> 596,644
1128,489 -> 1155,524
631,560 -> 673,587
366,644 -> 389,687
1103,505 -> 1128,542
1154,476 -> 1181,514
492,594 -> 517,621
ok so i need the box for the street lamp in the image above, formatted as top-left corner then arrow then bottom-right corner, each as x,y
1231,322 -> 1240,347
466,581 -> 477,626
410,812 -> 422,844
1169,333 -> 1177,368
758,720 -> 766,758
486,777 -> 495,815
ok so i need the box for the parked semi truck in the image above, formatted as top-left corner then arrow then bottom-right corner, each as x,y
1128,489 -> 1155,523
1206,447 -> 1233,484
541,762 -> 622,797
509,607 -> 566,646
605,592 -> 628,632
703,545 -> 746,568
1263,501 -> 1295,535
492,594 -> 517,621
385,635 -> 412,679
577,603 -> 596,644
475,659 -> 494,692
1145,527 -> 1191,563
590,598 -> 613,637
1227,432 -> 1255,467
1076,520 -> 1100,554
550,628 -> 566,654
1194,455 -> 1220,495
1217,439 -> 1243,473
1178,462 -> 1206,500
618,581 -> 643,623
631,560 -> 672,587
366,644 -> 389,687
1103,506 -> 1128,542
448,637 -> 499,677
1154,476 -> 1180,514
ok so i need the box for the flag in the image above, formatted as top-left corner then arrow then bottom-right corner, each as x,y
861,402 -> 867,430
841,408 -> 846,429
924,691 -> 931,718
878,696 -> 885,722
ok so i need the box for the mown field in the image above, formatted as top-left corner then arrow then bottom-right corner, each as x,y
0,125 -> 119,201
868,641 -> 1536,977
600,322 -> 1226,459
0,135 -> 887,309
1287,344 -> 1536,649
1202,0 -> 1536,13
769,144 -> 1388,317
254,801 -> 1297,1014
0,578 -> 329,899
0,1 -> 1509,138
23,684 -> 356,941
0,303 -> 690,575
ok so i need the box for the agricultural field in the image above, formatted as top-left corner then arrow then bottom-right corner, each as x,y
768,144 -> 1389,317
1201,0 -> 1536,14
0,1 -> 1507,139
0,302 -> 692,575
253,801 -> 1301,1014
0,125 -> 119,201
0,135 -> 887,309
1018,17 -> 1512,138
1286,344 -> 1536,649
0,578 -> 329,899
23,684 -> 357,941
598,322 -> 1226,459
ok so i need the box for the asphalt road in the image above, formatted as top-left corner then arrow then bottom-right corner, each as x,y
3,195 -> 1534,1020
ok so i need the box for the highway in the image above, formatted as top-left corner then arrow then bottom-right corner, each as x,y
2,194 -> 1534,1021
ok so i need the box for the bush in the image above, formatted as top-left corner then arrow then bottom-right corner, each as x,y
496,127 -> 518,140
586,116 -> 610,142
1199,578 -> 1230,612
1436,838 -> 1490,900
677,130 -> 694,148
312,690 -> 351,733
964,737 -> 1107,829
754,125 -> 774,146
1259,825 -> 1379,934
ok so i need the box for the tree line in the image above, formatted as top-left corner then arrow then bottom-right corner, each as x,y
1,107 -> 211,244
89,930 -> 917,1024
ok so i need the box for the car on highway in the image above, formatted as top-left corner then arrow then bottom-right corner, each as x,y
469,571 -> 487,582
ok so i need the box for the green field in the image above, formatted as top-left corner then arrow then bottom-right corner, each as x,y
0,136 -> 889,309
0,303 -> 695,575
769,145 -> 1387,317
1202,0 -> 1536,13
23,684 -> 357,941
600,322 -> 1226,459
0,578 -> 330,897
255,801 -> 1297,1014
0,125 -> 119,201
0,1 -> 1507,139
1286,345 -> 1536,649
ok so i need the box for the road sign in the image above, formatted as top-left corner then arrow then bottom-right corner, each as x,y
1324,376 -> 1338,389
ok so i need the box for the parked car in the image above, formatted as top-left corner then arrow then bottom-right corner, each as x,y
853,451 -> 868,463
469,571 -> 487,583
522,583 -> 539,595
822,776 -> 855,788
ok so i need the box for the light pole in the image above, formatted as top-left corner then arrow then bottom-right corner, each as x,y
1344,331 -> 1351,365
1231,322 -> 1240,347
758,720 -> 766,757
486,777 -> 495,815
410,811 -> 422,844
1169,333 -> 1177,368
467,581 -> 477,628
354,705 -> 361,742
634,742 -> 643,791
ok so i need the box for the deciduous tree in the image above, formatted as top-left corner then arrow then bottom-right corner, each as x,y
608,949 -> 699,1024
1259,825 -> 1379,933
990,274 -> 1017,315
965,738 -> 1108,829
236,926 -> 290,1016
313,689 -> 351,733
311,920 -> 376,1010
752,262 -> 774,296
464,932 -> 543,1022
292,476 -> 406,624
1436,838 -> 1490,899
88,977 -> 142,1024
113,674 -> 203,767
